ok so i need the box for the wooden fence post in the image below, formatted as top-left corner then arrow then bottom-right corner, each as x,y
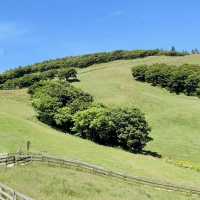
0,187 -> 2,199
5,156 -> 8,167
13,156 -> 16,166
13,191 -> 17,200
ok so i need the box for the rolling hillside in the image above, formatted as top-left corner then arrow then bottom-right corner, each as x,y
75,55 -> 200,165
1,55 -> 200,199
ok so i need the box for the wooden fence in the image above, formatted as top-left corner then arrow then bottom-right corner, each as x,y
0,182 -> 33,200
0,153 -> 200,197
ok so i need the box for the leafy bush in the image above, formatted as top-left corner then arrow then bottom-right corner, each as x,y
1,74 -> 42,89
111,108 -> 151,152
58,68 -> 78,81
131,65 -> 148,81
31,80 -> 93,128
73,106 -> 117,145
31,80 -> 152,153
184,74 -> 200,95
0,68 -> 78,89
73,106 -> 151,152
54,107 -> 74,132
132,63 -> 200,97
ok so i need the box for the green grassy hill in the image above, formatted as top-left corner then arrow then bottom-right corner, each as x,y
1,55 -> 200,199
75,55 -> 200,165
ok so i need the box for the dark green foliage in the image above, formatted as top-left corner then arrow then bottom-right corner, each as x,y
58,68 -> 77,81
191,48 -> 200,54
184,74 -> 200,95
1,74 -> 42,89
171,46 -> 176,52
31,80 -> 152,152
31,80 -> 93,129
28,80 -> 49,95
111,108 -> 151,152
0,49 -> 187,89
54,107 -> 74,132
132,63 -> 200,97
0,68 -> 78,90
72,106 -> 117,145
73,106 -> 151,152
131,65 -> 148,81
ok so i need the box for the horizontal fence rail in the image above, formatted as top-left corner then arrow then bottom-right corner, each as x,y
0,153 -> 200,196
0,182 -> 33,200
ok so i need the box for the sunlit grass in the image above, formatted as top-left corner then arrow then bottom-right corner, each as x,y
1,55 -> 200,198
0,164 -> 198,200
75,55 -> 200,165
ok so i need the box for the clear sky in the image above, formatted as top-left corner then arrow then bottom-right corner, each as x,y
0,0 -> 200,71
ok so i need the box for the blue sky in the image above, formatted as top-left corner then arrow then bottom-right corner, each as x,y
0,0 -> 200,71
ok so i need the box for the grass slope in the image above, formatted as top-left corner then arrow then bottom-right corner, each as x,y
1,164 -> 198,200
1,89 -> 200,187
75,55 -> 200,165
0,55 -> 200,198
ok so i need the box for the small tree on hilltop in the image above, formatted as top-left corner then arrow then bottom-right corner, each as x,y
58,68 -> 78,81
171,46 -> 176,52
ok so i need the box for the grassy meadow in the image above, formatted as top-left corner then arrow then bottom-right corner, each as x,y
75,55 -> 200,165
1,55 -> 200,199
1,164 -> 198,200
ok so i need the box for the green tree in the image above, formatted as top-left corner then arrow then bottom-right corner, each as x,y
58,68 -> 77,81
171,46 -> 176,52
111,108 -> 151,152
31,80 -> 93,127
54,107 -> 73,132
73,106 -> 152,152
73,106 -> 117,145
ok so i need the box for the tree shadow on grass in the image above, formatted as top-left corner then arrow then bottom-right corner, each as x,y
140,150 -> 162,158
68,78 -> 80,83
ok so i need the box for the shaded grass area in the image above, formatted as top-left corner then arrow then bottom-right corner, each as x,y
0,164 -> 198,200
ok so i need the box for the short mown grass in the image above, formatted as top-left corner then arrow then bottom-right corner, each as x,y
0,164 -> 199,200
75,55 -> 200,165
1,55 -> 200,199
1,89 -> 200,188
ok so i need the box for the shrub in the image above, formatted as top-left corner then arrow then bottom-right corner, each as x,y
131,65 -> 148,81
32,93 -> 61,125
31,80 -> 152,153
1,73 -> 46,90
145,64 -> 173,86
58,68 -> 77,81
73,106 -> 117,145
0,68 -> 78,89
54,107 -> 73,132
28,80 -> 48,95
73,106 -> 151,152
185,75 -> 200,96
111,107 -> 151,152
132,63 -> 200,98
31,80 -> 93,127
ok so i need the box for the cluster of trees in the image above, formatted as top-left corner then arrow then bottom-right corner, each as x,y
0,68 -> 77,89
132,63 -> 200,96
73,106 -> 151,151
30,80 -> 152,152
191,48 -> 200,54
0,49 -> 187,89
